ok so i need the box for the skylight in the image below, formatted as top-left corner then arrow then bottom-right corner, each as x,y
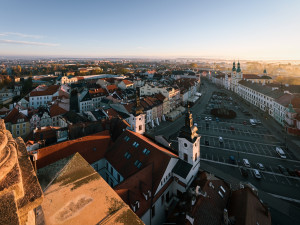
143,148 -> 150,155
124,136 -> 130,142
124,152 -> 131,159
134,160 -> 142,168
133,142 -> 139,148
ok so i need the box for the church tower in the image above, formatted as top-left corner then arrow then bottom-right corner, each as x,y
236,61 -> 243,79
230,61 -> 236,91
130,87 -> 145,134
177,106 -> 201,168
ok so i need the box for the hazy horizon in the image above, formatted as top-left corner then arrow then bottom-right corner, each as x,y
1,0 -> 300,60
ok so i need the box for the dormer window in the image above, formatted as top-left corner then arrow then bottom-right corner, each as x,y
124,152 -> 131,159
134,160 -> 142,168
143,148 -> 150,155
133,142 -> 139,148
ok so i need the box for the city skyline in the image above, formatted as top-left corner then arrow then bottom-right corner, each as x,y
1,0 -> 300,60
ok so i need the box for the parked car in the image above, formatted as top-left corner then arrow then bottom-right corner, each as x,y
295,169 -> 300,177
205,117 -> 208,121
208,117 -> 212,121
229,156 -> 236,164
194,123 -> 198,127
243,121 -> 247,125
240,167 -> 248,177
278,165 -> 289,176
205,140 -> 209,146
253,169 -> 261,179
276,147 -> 286,159
256,163 -> 265,170
216,117 -> 219,122
229,126 -> 235,131
243,159 -> 251,167
219,136 -> 224,143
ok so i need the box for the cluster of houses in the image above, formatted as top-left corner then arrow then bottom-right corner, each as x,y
208,62 -> 300,136
1,71 -> 201,150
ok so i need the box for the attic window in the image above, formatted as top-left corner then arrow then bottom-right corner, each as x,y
133,142 -> 139,148
134,160 -> 142,168
143,148 -> 150,155
124,136 -> 130,142
124,152 -> 131,159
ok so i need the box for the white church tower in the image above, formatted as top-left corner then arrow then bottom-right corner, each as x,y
177,107 -> 201,169
231,61 -> 243,93
130,87 -> 146,134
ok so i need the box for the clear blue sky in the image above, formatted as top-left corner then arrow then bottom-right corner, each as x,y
1,0 -> 300,59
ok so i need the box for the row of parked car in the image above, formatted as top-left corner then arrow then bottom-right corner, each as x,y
240,158 -> 300,178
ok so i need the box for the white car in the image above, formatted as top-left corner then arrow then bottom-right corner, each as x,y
219,137 -> 223,143
256,163 -> 265,170
276,147 -> 286,159
208,117 -> 212,121
243,159 -> 250,167
253,169 -> 261,179
194,123 -> 198,127
205,117 -> 208,121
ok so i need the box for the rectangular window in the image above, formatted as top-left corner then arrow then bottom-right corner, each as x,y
161,194 -> 164,205
184,153 -> 188,162
152,205 -> 155,218
117,174 -> 120,182
110,167 -> 113,174
166,191 -> 170,203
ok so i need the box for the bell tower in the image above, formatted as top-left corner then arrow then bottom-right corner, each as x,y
177,107 -> 201,167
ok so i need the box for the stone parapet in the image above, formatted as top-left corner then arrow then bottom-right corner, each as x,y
0,119 -> 43,225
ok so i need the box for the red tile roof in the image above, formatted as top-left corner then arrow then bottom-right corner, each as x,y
49,104 -> 68,117
122,80 -> 133,85
106,84 -> 118,91
115,164 -> 153,217
4,108 -> 29,124
291,96 -> 300,109
77,76 -> 85,80
105,130 -> 177,192
36,130 -> 112,169
187,173 -> 231,225
228,187 -> 271,225
243,74 -> 260,79
33,126 -> 61,141
30,85 -> 59,97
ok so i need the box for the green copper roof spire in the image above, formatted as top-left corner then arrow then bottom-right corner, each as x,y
236,61 -> 241,72
232,61 -> 236,71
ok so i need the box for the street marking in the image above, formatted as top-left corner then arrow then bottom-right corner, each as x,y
267,193 -> 300,204
201,158 -> 238,167
199,144 -> 300,164
285,177 -> 292,185
201,134 -> 281,146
